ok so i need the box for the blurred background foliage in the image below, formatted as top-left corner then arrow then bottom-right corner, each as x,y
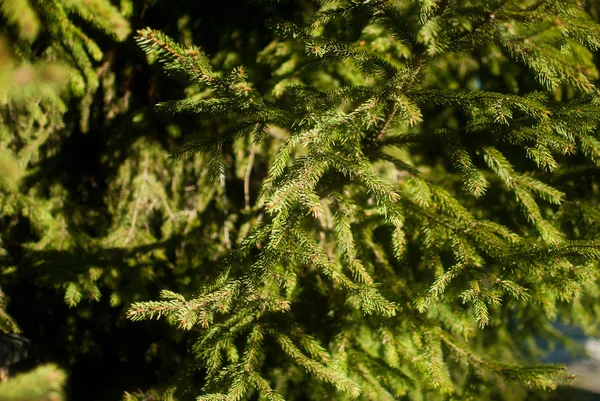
1,0 -> 600,400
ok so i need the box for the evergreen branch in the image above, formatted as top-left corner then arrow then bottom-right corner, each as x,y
451,0 -> 509,45
376,101 -> 399,141
64,0 -> 130,41
0,364 -> 65,400
249,372 -> 285,401
0,0 -> 40,40
423,331 -> 453,392
375,54 -> 424,142
272,332 -> 361,397
351,348 -> 412,397
333,200 -> 375,286
111,2 -> 600,399
136,28 -> 216,87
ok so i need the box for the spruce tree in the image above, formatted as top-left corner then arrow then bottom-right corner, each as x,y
1,0 -> 128,397
2,0 -> 600,400
125,1 -> 600,400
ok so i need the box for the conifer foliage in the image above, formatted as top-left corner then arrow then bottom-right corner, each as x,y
1,0 -> 128,398
2,0 -> 600,400
126,1 -> 600,400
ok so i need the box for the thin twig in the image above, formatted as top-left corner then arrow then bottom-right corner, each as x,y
450,0 -> 508,44
221,175 -> 232,250
244,147 -> 256,211
376,102 -> 400,141
123,154 -> 149,246
376,56 -> 424,142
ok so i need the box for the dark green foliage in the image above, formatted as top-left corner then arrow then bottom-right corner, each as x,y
126,1 -> 600,399
2,1 -> 600,400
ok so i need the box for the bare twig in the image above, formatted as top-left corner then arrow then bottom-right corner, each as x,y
123,154 -> 149,246
221,175 -> 231,250
244,147 -> 256,211
376,102 -> 400,141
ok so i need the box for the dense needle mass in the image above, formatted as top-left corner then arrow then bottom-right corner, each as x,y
2,1 -> 600,400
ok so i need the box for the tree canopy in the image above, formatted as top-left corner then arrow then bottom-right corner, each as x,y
2,1 -> 600,400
